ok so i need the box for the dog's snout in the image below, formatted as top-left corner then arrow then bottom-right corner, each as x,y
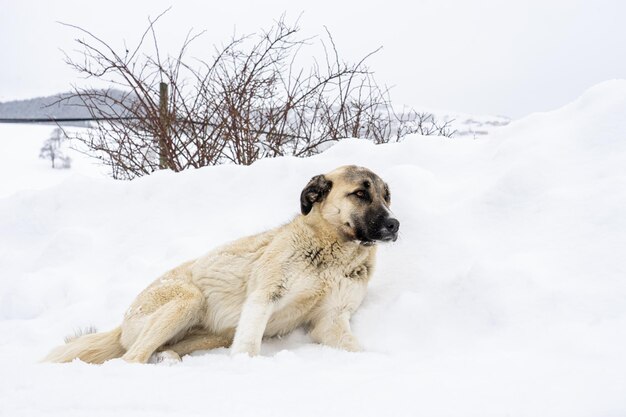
385,218 -> 400,234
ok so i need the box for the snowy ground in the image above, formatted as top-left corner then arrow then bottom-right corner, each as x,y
1,81 -> 625,416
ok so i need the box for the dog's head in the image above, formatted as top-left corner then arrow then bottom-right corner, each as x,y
300,165 -> 399,245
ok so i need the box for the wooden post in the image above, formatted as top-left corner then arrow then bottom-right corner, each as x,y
158,82 -> 169,170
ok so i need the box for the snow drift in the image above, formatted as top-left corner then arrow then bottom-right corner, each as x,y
0,80 -> 625,416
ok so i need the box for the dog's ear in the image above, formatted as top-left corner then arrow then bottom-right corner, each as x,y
300,174 -> 333,215
383,183 -> 391,205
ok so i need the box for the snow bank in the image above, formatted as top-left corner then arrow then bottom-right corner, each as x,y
1,80 -> 625,416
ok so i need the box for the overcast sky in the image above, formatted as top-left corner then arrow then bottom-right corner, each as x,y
1,0 -> 624,118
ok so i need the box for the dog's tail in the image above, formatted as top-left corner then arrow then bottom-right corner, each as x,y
43,326 -> 125,364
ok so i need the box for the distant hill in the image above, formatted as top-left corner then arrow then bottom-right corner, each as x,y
0,91 -> 509,135
0,90 -> 132,124
428,111 -> 510,138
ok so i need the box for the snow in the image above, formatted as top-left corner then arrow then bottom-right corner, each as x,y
0,124 -> 104,197
1,80 -> 626,416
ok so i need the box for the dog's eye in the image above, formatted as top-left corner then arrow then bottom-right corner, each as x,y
354,190 -> 368,199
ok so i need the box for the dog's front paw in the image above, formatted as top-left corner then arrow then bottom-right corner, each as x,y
230,340 -> 260,357
338,334 -> 362,352
149,350 -> 182,365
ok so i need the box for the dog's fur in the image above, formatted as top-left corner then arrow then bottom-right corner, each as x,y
44,165 -> 399,364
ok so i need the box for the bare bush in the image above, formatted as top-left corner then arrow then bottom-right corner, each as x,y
61,13 -> 454,179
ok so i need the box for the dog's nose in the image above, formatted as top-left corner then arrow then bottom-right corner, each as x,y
385,218 -> 400,234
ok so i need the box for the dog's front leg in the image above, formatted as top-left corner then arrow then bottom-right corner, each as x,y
309,310 -> 362,352
308,278 -> 368,352
231,292 -> 274,356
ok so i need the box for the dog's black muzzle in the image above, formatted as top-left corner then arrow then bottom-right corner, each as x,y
356,210 -> 400,244
378,217 -> 400,242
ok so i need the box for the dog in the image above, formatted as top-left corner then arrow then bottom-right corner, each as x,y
44,165 -> 400,364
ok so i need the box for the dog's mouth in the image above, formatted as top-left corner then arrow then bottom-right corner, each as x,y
379,233 -> 398,243
368,232 -> 398,244
358,235 -> 397,246
356,229 -> 398,246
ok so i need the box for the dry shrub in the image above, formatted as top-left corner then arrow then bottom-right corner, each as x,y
62,12 -> 454,179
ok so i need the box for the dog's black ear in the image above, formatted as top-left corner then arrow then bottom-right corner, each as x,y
300,174 -> 333,215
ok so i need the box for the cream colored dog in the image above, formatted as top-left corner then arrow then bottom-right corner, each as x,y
44,165 -> 400,364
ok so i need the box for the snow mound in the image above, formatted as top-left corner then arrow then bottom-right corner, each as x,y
1,80 -> 625,416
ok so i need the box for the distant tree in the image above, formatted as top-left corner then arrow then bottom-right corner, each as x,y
40,128 -> 71,169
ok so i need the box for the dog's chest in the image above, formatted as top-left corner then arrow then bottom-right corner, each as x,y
264,274 -> 328,337
264,255 -> 369,337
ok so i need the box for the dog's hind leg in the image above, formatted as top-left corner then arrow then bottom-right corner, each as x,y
161,330 -> 233,357
122,283 -> 205,363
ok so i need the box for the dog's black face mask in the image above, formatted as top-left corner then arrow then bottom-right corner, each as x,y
351,205 -> 399,245
348,183 -> 399,245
